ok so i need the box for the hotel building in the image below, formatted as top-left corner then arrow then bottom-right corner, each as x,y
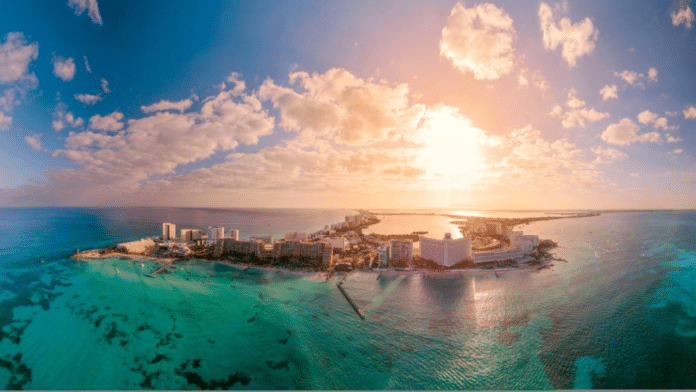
162,223 -> 176,241
378,245 -> 390,268
419,233 -> 472,267
389,239 -> 414,264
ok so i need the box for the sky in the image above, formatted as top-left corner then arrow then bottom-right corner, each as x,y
1,0 -> 695,209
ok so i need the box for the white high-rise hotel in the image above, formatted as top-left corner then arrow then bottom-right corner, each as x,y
419,233 -> 472,267
162,223 -> 176,241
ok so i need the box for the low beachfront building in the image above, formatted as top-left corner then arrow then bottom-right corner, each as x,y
485,222 -> 502,235
162,223 -> 176,241
378,245 -> 390,268
389,239 -> 414,264
214,238 -> 264,258
419,233 -> 472,267
322,237 -> 348,252
509,233 -> 539,253
117,238 -> 156,254
472,247 -> 525,264
272,241 -> 332,267
180,229 -> 204,242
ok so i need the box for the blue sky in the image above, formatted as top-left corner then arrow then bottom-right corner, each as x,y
1,1 -> 695,208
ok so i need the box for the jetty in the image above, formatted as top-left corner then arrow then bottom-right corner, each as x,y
337,282 -> 365,319
325,270 -> 335,282
146,261 -> 175,278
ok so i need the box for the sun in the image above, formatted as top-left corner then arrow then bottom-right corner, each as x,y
415,106 -> 488,187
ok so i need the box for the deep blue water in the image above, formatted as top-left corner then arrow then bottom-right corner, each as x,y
1,208 -> 696,389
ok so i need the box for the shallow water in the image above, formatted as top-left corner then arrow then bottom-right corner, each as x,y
1,209 -> 696,389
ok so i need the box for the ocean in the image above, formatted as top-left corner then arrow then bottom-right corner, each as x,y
1,208 -> 695,389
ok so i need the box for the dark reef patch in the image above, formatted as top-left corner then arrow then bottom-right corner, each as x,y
266,359 -> 290,370
0,353 -> 32,390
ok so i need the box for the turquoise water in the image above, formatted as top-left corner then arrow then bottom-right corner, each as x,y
1,209 -> 696,389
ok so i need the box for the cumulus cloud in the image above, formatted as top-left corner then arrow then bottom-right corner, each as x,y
591,146 -> 628,164
68,0 -> 103,25
614,67 -> 658,88
258,68 -> 425,144
550,89 -> 609,128
684,106 -> 696,119
53,81 -> 276,188
600,118 -> 662,145
637,109 -> 677,130
52,102 -> 84,131
538,2 -> 598,67
74,93 -> 102,105
518,69 -> 550,91
0,33 -> 39,131
440,2 -> 516,80
666,133 -> 683,143
487,125 -> 608,189
100,78 -> 110,93
88,111 -> 124,131
637,110 -> 658,125
52,56 -> 76,82
672,5 -> 695,28
0,32 -> 39,85
25,134 -> 42,150
141,98 -> 193,113
600,84 -> 618,100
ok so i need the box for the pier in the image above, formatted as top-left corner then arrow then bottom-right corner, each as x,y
325,270 -> 334,282
337,282 -> 365,319
146,261 -> 175,278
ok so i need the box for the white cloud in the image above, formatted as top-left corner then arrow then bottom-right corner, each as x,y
258,68 -> 425,144
630,173 -> 639,178
488,125 -> 608,189
88,111 -> 124,131
518,71 -> 528,87
0,32 -> 39,85
637,110 -> 658,125
518,68 -> 550,91
141,98 -> 193,113
25,134 -> 42,150
100,78 -> 110,93
600,118 -> 662,145
52,102 -> 84,131
591,146 -> 628,164
666,133 -> 683,143
440,2 -> 516,80
52,56 -> 76,82
684,106 -> 696,119
614,67 -> 658,88
54,82 -> 276,188
74,93 -> 102,105
0,111 -> 11,130
68,0 -> 103,25
637,109 -> 678,130
550,89 -> 609,128
672,5 -> 695,28
83,56 -> 92,73
600,84 -> 618,100
538,2 -> 598,67
669,148 -> 683,155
